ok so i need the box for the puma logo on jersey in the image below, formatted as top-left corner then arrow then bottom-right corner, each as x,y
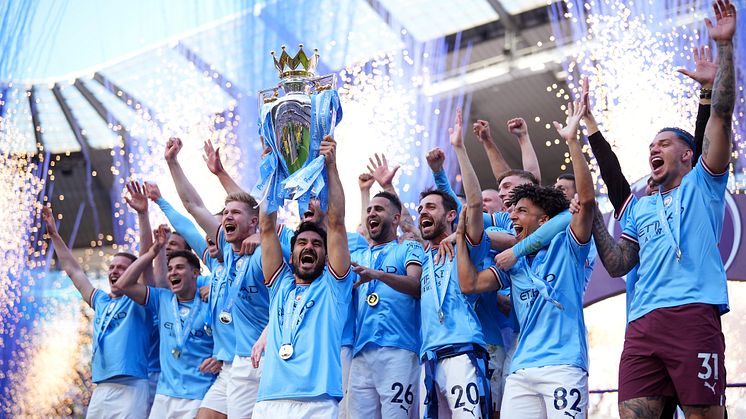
704,381 -> 717,395
462,406 -> 475,417
564,412 -> 579,418
399,405 -> 409,414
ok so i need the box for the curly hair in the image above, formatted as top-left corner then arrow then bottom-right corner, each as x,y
291,221 -> 328,251
507,184 -> 569,218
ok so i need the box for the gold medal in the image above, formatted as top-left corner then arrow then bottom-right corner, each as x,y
366,292 -> 380,307
218,311 -> 232,324
171,348 -> 181,359
279,344 -> 294,360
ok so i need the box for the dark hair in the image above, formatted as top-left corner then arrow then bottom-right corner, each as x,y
496,169 -> 539,187
171,231 -> 192,252
508,184 -> 569,218
113,252 -> 137,263
658,127 -> 695,151
419,189 -> 458,214
291,222 -> 328,251
372,191 -> 402,213
167,250 -> 201,270
556,173 -> 575,183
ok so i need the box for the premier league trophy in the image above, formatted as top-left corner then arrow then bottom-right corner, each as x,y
252,44 -> 343,214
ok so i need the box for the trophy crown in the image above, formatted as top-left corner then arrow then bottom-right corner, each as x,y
271,44 -> 319,79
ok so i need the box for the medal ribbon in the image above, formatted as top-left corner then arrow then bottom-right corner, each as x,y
93,297 -> 126,356
656,187 -> 682,261
426,249 -> 452,320
279,284 -> 311,346
204,266 -> 223,328
220,254 -> 251,315
365,241 -> 396,297
171,295 -> 204,352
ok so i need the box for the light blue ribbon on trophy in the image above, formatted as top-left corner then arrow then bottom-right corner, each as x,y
252,89 -> 342,214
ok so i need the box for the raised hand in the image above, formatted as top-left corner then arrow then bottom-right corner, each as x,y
164,137 -> 183,162
199,285 -> 210,302
472,120 -> 493,143
705,0 -> 736,43
677,45 -> 718,87
367,153 -> 400,188
448,108 -> 464,147
144,182 -> 161,202
152,224 -> 171,254
358,172 -> 374,191
506,117 -> 528,139
203,139 -> 225,175
41,206 -> 59,236
319,135 -> 336,166
425,147 -> 445,172
125,181 -> 148,214
553,99 -> 586,143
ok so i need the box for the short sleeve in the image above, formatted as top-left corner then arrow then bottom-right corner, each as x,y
693,156 -> 729,200
268,263 -> 292,300
90,289 -> 105,310
621,202 -> 639,244
144,287 -> 161,313
402,241 -> 424,268
566,225 -> 592,262
466,231 -> 491,263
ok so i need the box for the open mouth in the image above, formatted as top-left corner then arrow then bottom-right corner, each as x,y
170,277 -> 182,287
109,275 -> 119,284
299,250 -> 317,269
650,156 -> 664,171
420,218 -> 434,228
367,218 -> 381,231
303,210 -> 315,221
224,222 -> 236,234
514,225 -> 524,238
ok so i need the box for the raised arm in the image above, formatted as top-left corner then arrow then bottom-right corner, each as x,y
455,210 -> 502,294
164,137 -> 220,240
426,147 -> 463,214
259,205 -> 283,285
581,77 -> 631,212
473,120 -> 511,184
507,117 -> 542,183
677,45 -> 717,163
358,172 -> 374,235
146,182 -> 208,260
114,226 -> 168,305
203,139 -> 245,195
591,205 -> 639,277
554,99 -> 594,242
368,153 -> 418,235
42,206 -> 95,306
322,136 -> 350,275
702,0 -> 736,173
450,109 -> 483,242
124,180 -> 154,286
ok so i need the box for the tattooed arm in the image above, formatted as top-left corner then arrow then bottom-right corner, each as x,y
591,205 -> 639,277
702,0 -> 736,173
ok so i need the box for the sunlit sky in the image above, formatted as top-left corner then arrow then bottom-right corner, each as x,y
15,0 -> 250,81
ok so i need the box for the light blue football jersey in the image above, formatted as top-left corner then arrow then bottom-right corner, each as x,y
420,232 -> 491,358
90,291 -> 153,382
258,263 -> 352,401
350,240 -> 424,356
145,287 -> 216,399
621,159 -> 729,321
229,247 -> 270,357
495,225 -> 591,373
